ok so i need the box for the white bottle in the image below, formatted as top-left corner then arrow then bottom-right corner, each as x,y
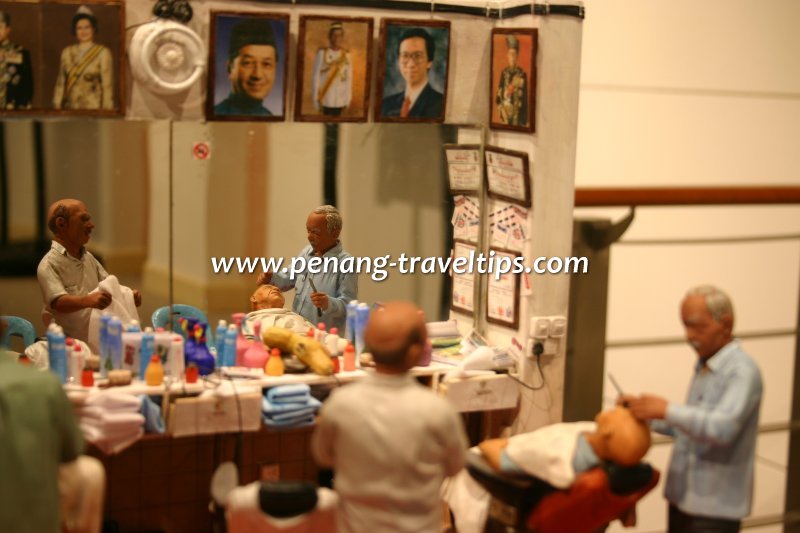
325,327 -> 340,357
168,334 -> 185,378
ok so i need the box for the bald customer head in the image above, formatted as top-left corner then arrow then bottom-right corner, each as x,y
365,301 -> 427,373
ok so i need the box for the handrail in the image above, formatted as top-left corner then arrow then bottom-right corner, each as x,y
575,186 -> 800,207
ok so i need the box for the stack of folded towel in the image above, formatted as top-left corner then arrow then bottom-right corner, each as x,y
262,384 -> 321,429
73,393 -> 145,454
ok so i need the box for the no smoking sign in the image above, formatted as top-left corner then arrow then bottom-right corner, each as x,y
192,142 -> 211,160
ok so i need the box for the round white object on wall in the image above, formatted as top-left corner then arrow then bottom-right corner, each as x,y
129,19 -> 205,95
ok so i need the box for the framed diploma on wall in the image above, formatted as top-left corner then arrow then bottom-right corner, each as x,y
486,247 -> 521,329
484,145 -> 532,207
444,144 -> 481,195
451,240 -> 477,315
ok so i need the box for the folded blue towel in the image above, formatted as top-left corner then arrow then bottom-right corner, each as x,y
262,396 -> 321,416
262,413 -> 316,429
265,384 -> 311,404
139,395 -> 165,434
265,405 -> 319,422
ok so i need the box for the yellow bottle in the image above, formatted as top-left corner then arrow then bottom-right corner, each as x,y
265,348 -> 285,377
144,355 -> 165,386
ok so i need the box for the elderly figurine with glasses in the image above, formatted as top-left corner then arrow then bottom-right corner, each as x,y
380,27 -> 443,119
256,205 -> 357,332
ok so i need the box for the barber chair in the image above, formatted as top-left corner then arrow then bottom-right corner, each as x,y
0,315 -> 37,349
151,304 -> 215,346
466,453 -> 659,533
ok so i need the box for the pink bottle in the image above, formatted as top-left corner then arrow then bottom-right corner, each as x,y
242,321 -> 268,369
231,312 -> 250,366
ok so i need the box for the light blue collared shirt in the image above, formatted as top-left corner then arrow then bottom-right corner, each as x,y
270,242 -> 358,332
651,340 -> 763,520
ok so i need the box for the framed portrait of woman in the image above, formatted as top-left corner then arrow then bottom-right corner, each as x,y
208,11 -> 290,122
295,16 -> 373,123
41,1 -> 125,116
374,19 -> 450,123
490,28 -> 537,133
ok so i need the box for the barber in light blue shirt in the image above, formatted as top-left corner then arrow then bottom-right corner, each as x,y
259,205 -> 357,332
626,285 -> 762,533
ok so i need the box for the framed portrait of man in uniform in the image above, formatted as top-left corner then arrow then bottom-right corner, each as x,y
0,1 -> 38,114
375,19 -> 450,123
40,0 -> 125,116
208,11 -> 289,121
490,28 -> 537,133
295,16 -> 373,123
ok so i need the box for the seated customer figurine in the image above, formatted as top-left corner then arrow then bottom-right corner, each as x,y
242,284 -> 315,338
478,405 -> 651,488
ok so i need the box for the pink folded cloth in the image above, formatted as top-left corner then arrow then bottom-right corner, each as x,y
85,393 -> 141,412
80,423 -> 144,455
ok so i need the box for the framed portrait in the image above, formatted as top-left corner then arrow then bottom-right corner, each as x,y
490,28 -> 537,133
484,145 -> 532,207
0,1 -> 40,114
451,240 -> 476,316
486,247 -> 521,329
295,16 -> 373,123
38,0 -> 125,116
444,144 -> 482,195
207,11 -> 289,121
374,19 -> 450,123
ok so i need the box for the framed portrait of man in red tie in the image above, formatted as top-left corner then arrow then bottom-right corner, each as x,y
374,19 -> 450,123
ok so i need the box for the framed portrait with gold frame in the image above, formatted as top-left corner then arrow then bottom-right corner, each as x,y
295,15 -> 373,122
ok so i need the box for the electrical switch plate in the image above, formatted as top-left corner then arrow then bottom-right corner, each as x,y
529,317 -> 550,339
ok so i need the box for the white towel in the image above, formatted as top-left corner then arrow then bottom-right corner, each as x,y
87,275 -> 140,353
80,423 -> 144,455
84,392 -> 141,411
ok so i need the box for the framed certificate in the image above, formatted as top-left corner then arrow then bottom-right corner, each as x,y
484,145 -> 531,207
486,247 -> 521,329
451,240 -> 477,315
444,144 -> 482,194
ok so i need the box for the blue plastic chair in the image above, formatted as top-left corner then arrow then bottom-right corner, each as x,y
151,304 -> 214,347
0,316 -> 37,349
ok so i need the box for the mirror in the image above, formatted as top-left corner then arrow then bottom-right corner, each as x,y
0,118 -> 460,349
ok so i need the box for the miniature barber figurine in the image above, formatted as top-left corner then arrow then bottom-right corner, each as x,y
257,205 -> 357,332
37,199 -> 142,345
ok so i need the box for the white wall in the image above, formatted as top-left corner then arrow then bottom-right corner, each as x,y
574,1 -> 800,530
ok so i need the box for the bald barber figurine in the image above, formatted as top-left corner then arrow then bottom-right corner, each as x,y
37,199 -> 141,345
311,301 -> 467,532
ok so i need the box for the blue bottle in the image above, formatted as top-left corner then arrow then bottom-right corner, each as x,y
99,312 -> 111,374
127,320 -> 142,333
140,327 -> 155,378
346,300 -> 358,345
222,324 -> 237,367
355,303 -> 370,356
48,326 -> 68,384
215,320 -> 227,360
106,317 -> 123,374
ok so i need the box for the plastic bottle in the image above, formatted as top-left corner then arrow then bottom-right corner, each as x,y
48,326 -> 68,384
127,320 -> 142,332
345,300 -> 358,344
231,313 -> 250,366
106,317 -> 123,373
316,322 -> 327,342
242,322 -> 268,369
169,334 -> 185,378
265,347 -> 285,376
354,303 -> 370,356
144,355 -> 165,386
98,313 -> 111,376
325,327 -> 340,357
215,319 -> 227,359
140,327 -> 155,378
343,342 -> 356,372
70,342 -> 86,383
222,324 -> 237,367
65,338 -> 75,382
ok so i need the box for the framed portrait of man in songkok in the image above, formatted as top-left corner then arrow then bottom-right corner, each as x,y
490,28 -> 537,133
207,11 -> 289,121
